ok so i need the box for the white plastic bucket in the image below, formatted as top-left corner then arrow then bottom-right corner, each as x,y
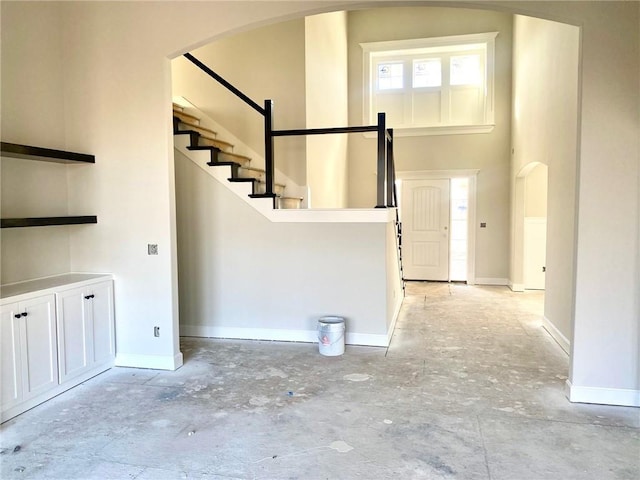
318,316 -> 345,356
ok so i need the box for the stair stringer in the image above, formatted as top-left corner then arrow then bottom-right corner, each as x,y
173,96 -> 308,206
175,134 -> 396,224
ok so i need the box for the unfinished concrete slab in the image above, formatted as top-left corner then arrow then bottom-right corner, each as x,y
1,282 -> 638,479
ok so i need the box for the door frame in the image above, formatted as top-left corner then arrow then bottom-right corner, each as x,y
396,169 -> 479,284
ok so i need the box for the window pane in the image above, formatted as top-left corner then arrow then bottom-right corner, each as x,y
413,59 -> 441,88
450,55 -> 481,85
378,63 -> 403,90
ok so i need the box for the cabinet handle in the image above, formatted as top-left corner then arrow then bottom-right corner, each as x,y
84,294 -> 95,300
21,312 -> 28,317
14,313 -> 21,319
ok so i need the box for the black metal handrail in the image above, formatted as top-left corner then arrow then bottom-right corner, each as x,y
182,53 -> 397,208
183,53 -> 265,115
272,125 -> 378,136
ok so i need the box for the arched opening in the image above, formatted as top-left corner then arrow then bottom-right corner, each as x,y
168,2 -> 580,396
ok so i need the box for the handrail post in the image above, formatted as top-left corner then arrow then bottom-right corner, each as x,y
376,112 -> 386,208
264,99 -> 274,196
386,128 -> 395,207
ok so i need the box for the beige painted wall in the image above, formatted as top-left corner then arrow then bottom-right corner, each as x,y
175,149 -> 394,341
0,2 -> 71,285
171,19 -> 307,186
511,15 -> 579,349
1,0 -> 638,404
347,6 -> 513,283
305,12 -> 349,208
0,158 -> 73,283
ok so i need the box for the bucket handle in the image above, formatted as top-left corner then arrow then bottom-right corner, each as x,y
318,330 -> 345,346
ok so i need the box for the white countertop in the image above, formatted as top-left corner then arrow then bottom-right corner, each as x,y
1,273 -> 112,300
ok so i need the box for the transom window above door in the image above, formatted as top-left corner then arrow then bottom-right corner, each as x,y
361,32 -> 498,136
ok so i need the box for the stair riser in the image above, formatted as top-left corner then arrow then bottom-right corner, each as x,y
239,168 -> 264,181
278,198 -> 303,209
219,152 -> 250,168
255,183 -> 285,196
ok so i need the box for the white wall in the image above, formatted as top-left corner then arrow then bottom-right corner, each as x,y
563,2 -> 639,405
0,158 -> 74,284
511,14 -> 579,355
1,0 -> 638,405
0,2 -> 70,285
175,149 -> 396,345
346,6 -> 513,283
171,19 -> 307,186
305,12 -> 349,208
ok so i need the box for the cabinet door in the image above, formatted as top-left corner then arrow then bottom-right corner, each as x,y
90,281 -> 115,366
20,294 -> 58,400
56,287 -> 92,383
1,303 -> 23,409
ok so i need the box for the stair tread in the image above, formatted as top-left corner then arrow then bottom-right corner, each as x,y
172,103 -> 184,112
173,110 -> 201,124
197,137 -> 235,151
187,144 -> 222,151
249,193 -> 278,198
228,177 -> 256,182
240,166 -> 265,173
178,123 -> 235,151
176,119 -> 218,137
219,151 -> 251,162
206,160 -> 241,167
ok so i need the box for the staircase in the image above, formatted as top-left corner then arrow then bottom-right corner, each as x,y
172,103 -> 303,209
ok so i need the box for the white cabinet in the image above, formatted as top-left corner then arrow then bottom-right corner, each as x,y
0,294 -> 58,410
0,274 -> 114,422
57,281 -> 115,384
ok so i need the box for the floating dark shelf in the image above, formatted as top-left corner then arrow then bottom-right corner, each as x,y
1,142 -> 95,164
1,216 -> 98,229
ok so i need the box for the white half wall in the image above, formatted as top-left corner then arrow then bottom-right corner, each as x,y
175,148 -> 401,346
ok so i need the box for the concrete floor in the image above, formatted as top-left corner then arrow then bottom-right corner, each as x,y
1,282 -> 638,479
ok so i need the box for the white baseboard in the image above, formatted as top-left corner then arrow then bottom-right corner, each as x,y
115,352 -> 184,371
384,292 -> 404,346
509,281 -> 525,292
180,325 -> 389,347
475,277 -> 509,286
565,380 -> 640,407
541,316 -> 570,354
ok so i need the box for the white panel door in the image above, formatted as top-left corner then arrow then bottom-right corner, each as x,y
90,281 -> 115,366
57,286 -> 91,383
524,217 -> 547,290
20,294 -> 58,400
1,303 -> 23,409
402,179 -> 450,280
